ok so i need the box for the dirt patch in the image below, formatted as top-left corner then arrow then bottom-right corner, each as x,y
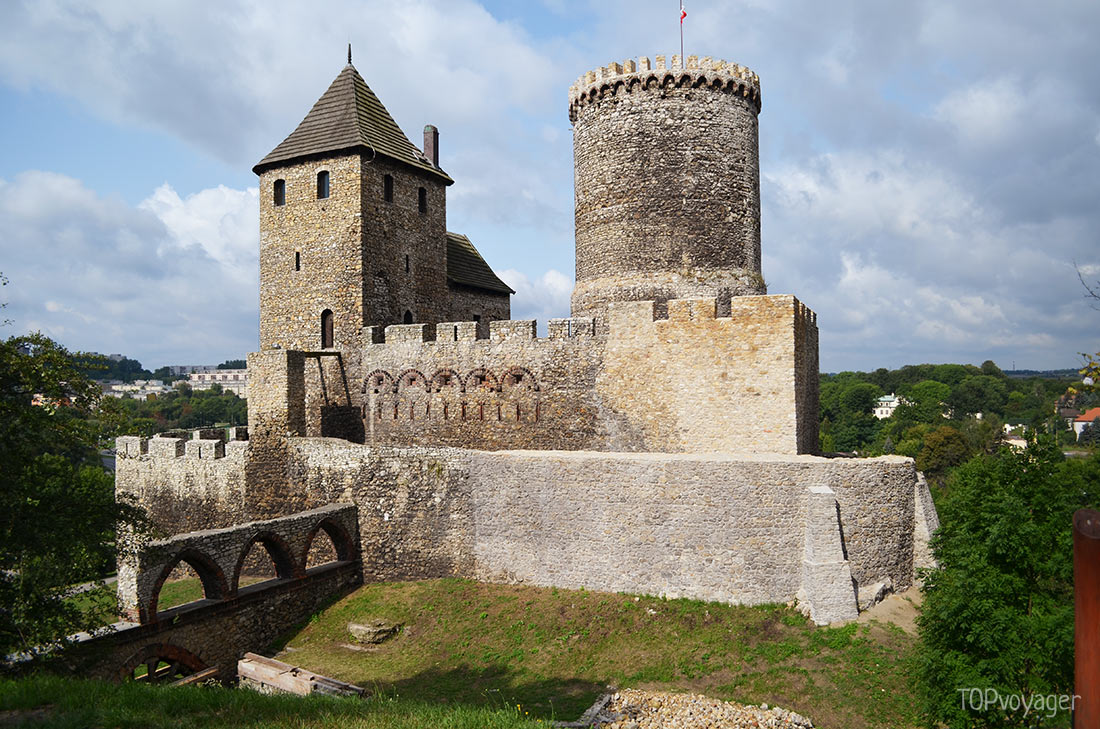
0,706 -> 53,726
857,586 -> 922,634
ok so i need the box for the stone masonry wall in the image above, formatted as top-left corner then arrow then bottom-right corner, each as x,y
78,561 -> 359,682
356,294 -> 818,455
360,316 -> 608,451
570,55 -> 766,325
116,503 -> 358,623
115,434 -> 928,621
283,440 -> 921,613
115,433 -> 250,533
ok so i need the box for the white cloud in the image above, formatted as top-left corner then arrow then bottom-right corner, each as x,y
933,77 -> 1026,146
0,171 -> 258,366
139,184 -> 259,287
3,0 -> 1099,372
497,268 -> 572,322
765,150 -> 1094,369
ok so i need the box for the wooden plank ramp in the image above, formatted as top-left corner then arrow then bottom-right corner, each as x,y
237,653 -> 366,698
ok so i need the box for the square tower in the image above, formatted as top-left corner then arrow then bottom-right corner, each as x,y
253,61 -> 456,354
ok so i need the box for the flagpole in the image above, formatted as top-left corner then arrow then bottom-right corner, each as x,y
679,1 -> 686,65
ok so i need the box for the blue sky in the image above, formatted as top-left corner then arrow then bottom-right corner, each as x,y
1,0 -> 1098,372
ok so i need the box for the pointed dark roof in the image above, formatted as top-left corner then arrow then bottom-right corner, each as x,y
446,233 -> 514,295
254,64 -> 453,183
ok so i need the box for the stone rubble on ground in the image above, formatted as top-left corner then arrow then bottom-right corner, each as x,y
586,689 -> 813,729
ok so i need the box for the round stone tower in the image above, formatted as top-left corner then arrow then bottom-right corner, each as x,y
569,55 -> 766,323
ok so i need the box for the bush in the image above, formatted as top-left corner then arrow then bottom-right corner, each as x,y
916,438 -> 1099,727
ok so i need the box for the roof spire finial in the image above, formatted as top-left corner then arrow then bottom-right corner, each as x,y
347,43 -> 352,65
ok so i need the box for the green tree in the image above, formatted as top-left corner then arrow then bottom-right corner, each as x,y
0,333 -> 146,656
948,375 -> 1007,418
917,439 -> 1099,727
1080,418 -> 1100,447
915,425 -> 972,484
217,359 -> 246,369
899,379 -> 951,424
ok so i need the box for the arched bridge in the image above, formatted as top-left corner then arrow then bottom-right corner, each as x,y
75,504 -> 361,682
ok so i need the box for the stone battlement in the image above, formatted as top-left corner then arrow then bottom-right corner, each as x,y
365,316 -> 597,345
569,54 -> 761,121
117,427 -> 250,461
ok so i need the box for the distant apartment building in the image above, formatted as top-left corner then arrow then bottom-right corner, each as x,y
167,364 -> 220,376
103,379 -> 174,400
189,368 -> 248,397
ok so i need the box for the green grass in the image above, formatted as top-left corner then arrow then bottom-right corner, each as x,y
275,578 -> 920,729
0,674 -> 543,728
50,578 -> 919,728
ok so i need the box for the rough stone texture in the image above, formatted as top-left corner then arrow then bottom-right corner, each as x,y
115,434 -> 250,533
76,560 -> 360,682
116,503 -> 359,623
569,56 -> 766,325
246,440 -> 918,616
256,145 -> 510,445
347,620 -> 401,644
799,485 -> 859,624
354,294 -> 817,454
912,472 -> 940,571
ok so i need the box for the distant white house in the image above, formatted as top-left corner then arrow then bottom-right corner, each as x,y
189,368 -> 248,397
1074,407 -> 1100,439
873,393 -> 907,419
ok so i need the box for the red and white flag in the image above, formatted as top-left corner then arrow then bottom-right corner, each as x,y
680,1 -> 687,23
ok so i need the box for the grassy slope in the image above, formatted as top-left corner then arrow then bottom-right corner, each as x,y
277,578 -> 920,729
0,675 -> 542,729
46,577 -> 919,728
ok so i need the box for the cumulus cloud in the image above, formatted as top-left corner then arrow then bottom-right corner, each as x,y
0,171 -> 258,366
765,150 -> 1092,369
3,0 -> 1099,371
497,268 -> 572,323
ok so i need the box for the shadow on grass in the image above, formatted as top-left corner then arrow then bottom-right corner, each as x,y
311,662 -> 604,723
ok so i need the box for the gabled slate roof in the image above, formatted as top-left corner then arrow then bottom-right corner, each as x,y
446,233 -> 514,295
254,64 -> 452,183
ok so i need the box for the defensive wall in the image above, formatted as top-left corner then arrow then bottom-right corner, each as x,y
72,505 -> 360,681
116,433 -> 936,625
348,294 -> 818,454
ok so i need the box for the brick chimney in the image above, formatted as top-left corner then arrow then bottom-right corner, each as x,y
423,125 -> 439,168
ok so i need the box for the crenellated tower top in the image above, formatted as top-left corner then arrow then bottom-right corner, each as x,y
569,53 -> 766,325
568,54 -> 761,123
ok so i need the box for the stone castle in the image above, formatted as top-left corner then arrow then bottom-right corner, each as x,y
115,52 -> 939,630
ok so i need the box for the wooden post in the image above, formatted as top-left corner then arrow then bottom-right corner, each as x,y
1075,509 -> 1100,728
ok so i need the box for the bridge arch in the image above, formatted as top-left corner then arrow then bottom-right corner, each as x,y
119,642 -> 208,683
231,531 -> 300,589
146,548 -> 229,622
301,517 -> 356,570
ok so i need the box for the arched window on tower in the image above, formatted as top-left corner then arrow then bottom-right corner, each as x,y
274,179 -> 286,207
316,170 -> 330,199
418,187 -> 427,214
384,175 -> 394,203
321,309 -> 334,349
403,310 -> 413,325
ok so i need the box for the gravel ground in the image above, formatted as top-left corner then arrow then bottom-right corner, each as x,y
581,689 -> 814,729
